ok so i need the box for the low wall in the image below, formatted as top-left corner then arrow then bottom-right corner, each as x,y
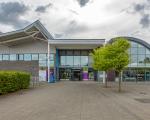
0,61 -> 39,77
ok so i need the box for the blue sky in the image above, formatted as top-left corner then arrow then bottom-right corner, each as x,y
0,0 -> 150,42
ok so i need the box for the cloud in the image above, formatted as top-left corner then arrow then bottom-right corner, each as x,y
54,33 -> 64,38
134,4 -> 145,12
0,2 -> 29,29
76,0 -> 90,7
64,20 -> 88,35
35,3 -> 52,13
140,14 -> 150,28
132,1 -> 150,28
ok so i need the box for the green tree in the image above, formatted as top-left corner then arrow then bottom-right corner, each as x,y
91,45 -> 113,87
92,37 -> 130,91
109,38 -> 130,92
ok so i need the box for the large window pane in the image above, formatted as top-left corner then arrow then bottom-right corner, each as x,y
50,54 -> 54,61
146,48 -> 150,54
74,56 -> 80,66
131,48 -> 138,54
32,54 -> 38,60
145,54 -> 150,66
19,54 -> 24,60
66,56 -> 73,66
10,54 -> 17,61
131,41 -> 138,47
138,47 -> 145,54
89,56 -> 93,67
3,54 -> 9,60
39,54 -> 47,61
130,55 -> 138,67
138,54 -> 146,67
81,56 -> 88,66
60,56 -> 66,66
24,54 -> 31,61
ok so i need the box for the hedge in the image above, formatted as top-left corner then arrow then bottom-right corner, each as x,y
0,71 -> 31,94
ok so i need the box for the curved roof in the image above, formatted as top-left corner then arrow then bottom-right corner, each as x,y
109,36 -> 150,49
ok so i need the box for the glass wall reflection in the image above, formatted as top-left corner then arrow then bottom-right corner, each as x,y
59,50 -> 91,67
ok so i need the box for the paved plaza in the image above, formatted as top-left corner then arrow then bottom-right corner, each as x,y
0,81 -> 150,120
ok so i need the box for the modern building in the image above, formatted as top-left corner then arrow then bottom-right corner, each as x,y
0,20 -> 150,82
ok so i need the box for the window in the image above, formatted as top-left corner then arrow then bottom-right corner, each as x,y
10,54 -> 17,61
32,54 -> 38,60
138,54 -> 146,66
39,54 -> 47,61
24,54 -> 31,61
3,54 -> 9,60
130,55 -> 138,67
131,48 -> 138,54
146,48 -> 150,54
81,56 -> 88,66
19,54 -> 24,60
88,56 -> 93,67
74,56 -> 80,66
50,54 -> 54,61
60,56 -> 66,66
131,41 -> 138,47
66,56 -> 73,66
138,47 -> 145,54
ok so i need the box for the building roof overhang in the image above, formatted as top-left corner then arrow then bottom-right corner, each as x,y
49,39 -> 105,45
0,20 -> 54,47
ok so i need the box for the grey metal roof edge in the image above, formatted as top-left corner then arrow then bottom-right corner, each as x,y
108,36 -> 150,49
0,28 -> 24,37
24,20 -> 54,39
0,20 -> 54,40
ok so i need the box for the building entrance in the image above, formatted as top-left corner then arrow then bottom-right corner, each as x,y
72,69 -> 81,81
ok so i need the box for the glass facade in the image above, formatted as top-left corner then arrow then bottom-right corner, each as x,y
59,50 -> 92,67
123,41 -> 150,81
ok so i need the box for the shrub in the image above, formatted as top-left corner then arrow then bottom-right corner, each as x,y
0,71 -> 30,94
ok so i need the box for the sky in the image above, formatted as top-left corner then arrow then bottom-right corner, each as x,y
0,0 -> 150,42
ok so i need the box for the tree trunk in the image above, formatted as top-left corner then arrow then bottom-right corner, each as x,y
118,72 -> 121,92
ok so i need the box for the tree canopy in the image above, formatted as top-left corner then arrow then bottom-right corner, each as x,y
92,37 -> 130,72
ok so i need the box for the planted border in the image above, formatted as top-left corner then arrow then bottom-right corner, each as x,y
0,71 -> 30,94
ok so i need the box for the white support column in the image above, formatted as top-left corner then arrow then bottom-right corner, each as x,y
48,42 -> 50,83
103,71 -> 106,84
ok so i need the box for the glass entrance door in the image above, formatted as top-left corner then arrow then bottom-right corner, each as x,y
72,69 -> 81,81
